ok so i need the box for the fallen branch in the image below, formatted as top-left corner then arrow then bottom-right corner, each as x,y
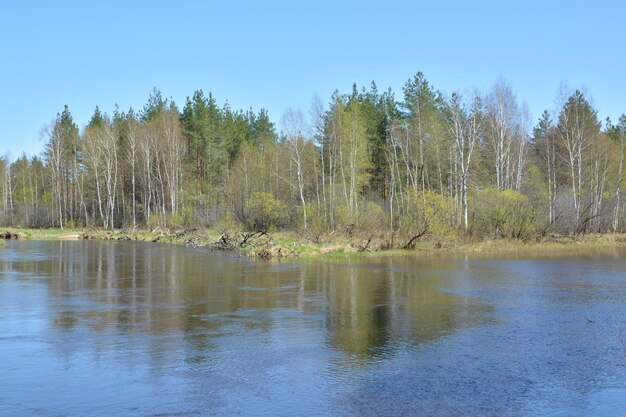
239,231 -> 266,247
402,229 -> 427,249
358,235 -> 373,252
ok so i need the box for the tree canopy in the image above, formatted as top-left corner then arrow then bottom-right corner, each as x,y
2,76 -> 625,241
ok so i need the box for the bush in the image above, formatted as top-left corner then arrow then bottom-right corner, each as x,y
147,213 -> 162,229
400,190 -> 457,238
417,190 -> 456,237
166,212 -> 184,227
300,204 -> 330,241
470,188 -> 538,240
217,211 -> 241,232
329,201 -> 388,236
355,200 -> 388,233
246,192 -> 287,233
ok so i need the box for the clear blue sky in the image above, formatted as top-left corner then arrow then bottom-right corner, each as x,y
1,0 -> 625,158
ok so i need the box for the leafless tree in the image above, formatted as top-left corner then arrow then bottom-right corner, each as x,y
282,107 -> 309,228
44,123 -> 65,228
445,92 -> 484,229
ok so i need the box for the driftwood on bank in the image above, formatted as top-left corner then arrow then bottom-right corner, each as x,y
402,229 -> 427,249
211,229 -> 298,259
2,231 -> 27,240
357,235 -> 373,252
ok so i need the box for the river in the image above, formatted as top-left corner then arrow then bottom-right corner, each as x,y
1,240 -> 625,416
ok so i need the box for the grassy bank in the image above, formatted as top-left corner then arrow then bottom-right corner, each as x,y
3,227 -> 626,260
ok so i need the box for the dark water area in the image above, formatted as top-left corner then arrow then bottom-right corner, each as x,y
0,240 -> 625,416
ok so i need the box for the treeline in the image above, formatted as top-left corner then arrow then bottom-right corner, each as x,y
2,74 -> 626,241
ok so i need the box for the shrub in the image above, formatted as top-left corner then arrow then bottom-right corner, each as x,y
470,188 -> 538,240
355,200 -> 388,233
400,190 -> 457,238
166,212 -> 184,227
246,192 -> 287,233
217,211 -> 240,232
329,201 -> 388,236
300,204 -> 331,242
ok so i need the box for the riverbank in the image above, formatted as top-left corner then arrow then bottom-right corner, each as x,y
3,227 -> 626,259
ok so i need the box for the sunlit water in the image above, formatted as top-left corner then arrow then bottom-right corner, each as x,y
1,241 -> 625,416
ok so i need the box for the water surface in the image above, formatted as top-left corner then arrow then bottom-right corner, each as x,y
1,241 -> 625,416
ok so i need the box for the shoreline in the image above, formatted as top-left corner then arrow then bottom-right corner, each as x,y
3,227 -> 626,260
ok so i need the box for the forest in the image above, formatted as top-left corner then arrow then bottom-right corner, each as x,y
2,73 -> 626,246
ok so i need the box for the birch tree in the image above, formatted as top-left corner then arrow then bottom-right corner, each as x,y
99,119 -> 119,229
445,92 -> 484,229
556,90 -> 600,228
125,109 -> 140,229
485,79 -> 521,191
282,107 -> 309,228
0,156 -> 6,221
608,115 -> 626,231
2,156 -> 13,226
44,122 -> 65,228
342,98 -> 370,217
533,111 -> 558,225
161,103 -> 184,215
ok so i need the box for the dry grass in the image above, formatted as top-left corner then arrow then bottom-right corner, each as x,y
4,227 -> 626,260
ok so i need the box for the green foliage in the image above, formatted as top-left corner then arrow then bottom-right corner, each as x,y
246,192 -> 287,233
250,108 -> 275,142
470,188 -> 538,240
400,190 -> 456,238
87,106 -> 105,129
354,82 -> 397,195
180,206 -> 194,227
354,200 -> 388,233
329,200 -> 388,236
523,163 -> 549,206
65,219 -> 78,229
181,90 -> 276,192
303,204 -> 331,241
167,212 -> 184,227
333,204 -> 353,231
418,190 -> 456,237
218,211 -> 241,231
402,72 -> 442,117
181,90 -> 226,188
59,105 -> 79,141
147,214 -> 161,229
325,94 -> 372,218
6,78 -> 626,241
557,90 -> 600,138
532,110 -> 552,150
142,87 -> 167,122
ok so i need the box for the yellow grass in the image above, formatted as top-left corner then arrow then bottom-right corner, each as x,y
3,227 -> 626,260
